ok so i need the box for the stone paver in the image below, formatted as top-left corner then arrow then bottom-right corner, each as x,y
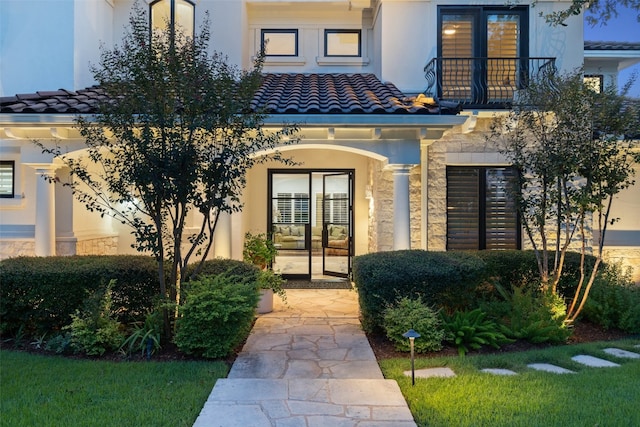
603,348 -> 640,359
527,363 -> 575,374
406,367 -> 456,378
193,289 -> 417,426
572,355 -> 620,367
481,368 -> 518,376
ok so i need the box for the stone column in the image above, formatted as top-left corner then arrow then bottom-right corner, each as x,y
420,139 -> 436,250
386,164 -> 413,250
26,164 -> 60,256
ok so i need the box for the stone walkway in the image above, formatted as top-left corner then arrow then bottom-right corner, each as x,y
193,289 -> 416,427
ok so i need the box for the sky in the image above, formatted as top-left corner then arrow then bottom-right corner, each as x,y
583,7 -> 640,97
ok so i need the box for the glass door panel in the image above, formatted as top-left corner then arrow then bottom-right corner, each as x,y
270,172 -> 311,279
322,172 -> 353,277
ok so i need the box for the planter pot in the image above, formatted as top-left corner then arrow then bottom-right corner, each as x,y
257,288 -> 274,314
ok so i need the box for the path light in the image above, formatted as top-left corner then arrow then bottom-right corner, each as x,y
403,329 -> 421,386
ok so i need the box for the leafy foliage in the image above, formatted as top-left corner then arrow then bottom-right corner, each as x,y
65,280 -> 125,356
120,311 -> 163,357
35,3 -> 298,321
0,256 -> 159,336
582,264 -> 640,333
382,297 -> 444,353
492,285 -> 572,344
243,232 -> 279,268
533,0 -> 640,26
174,273 -> 259,358
488,69 -> 640,322
353,250 -> 486,332
441,309 -> 512,356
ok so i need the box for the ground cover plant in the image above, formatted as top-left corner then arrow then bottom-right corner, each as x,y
0,350 -> 227,427
379,339 -> 640,427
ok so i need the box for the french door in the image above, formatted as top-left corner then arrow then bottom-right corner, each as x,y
268,170 -> 354,280
438,6 -> 528,105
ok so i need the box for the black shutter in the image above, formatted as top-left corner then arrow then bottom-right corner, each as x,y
447,167 -> 480,249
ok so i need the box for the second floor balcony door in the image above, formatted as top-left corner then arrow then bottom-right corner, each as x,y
438,6 -> 528,106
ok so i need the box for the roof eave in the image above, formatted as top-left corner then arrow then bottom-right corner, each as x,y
262,113 -> 467,128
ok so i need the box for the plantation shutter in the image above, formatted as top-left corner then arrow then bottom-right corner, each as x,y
485,168 -> 519,249
0,161 -> 14,198
447,167 -> 480,249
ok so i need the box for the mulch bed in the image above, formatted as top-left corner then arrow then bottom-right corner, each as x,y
366,320 -> 635,360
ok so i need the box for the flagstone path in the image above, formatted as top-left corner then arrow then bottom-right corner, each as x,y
408,346 -> 640,378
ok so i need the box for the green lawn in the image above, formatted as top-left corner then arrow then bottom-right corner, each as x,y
0,350 -> 227,427
380,339 -> 640,427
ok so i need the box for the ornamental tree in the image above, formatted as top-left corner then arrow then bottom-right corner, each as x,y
488,69 -> 639,323
39,4 -> 298,333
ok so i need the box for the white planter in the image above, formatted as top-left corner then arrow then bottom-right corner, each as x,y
257,288 -> 274,314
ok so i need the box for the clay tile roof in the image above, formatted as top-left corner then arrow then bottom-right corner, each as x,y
584,41 -> 640,51
1,73 -> 460,115
251,73 -> 459,114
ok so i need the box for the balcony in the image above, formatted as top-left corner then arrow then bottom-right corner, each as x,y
424,57 -> 557,109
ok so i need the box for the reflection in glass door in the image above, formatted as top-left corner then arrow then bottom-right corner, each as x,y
268,170 -> 354,280
322,172 -> 352,277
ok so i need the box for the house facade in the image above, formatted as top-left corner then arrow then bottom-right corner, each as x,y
1,0 -> 638,282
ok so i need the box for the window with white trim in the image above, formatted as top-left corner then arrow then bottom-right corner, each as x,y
261,29 -> 298,57
324,30 -> 361,57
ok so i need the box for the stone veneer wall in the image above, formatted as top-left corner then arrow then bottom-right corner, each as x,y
75,236 -> 119,255
367,159 -> 423,252
0,240 -> 36,259
0,236 -> 118,259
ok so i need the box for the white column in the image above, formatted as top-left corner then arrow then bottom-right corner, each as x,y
213,210 -> 232,258
387,164 -> 413,250
26,164 -> 60,256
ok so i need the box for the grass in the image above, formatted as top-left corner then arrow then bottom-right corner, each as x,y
380,339 -> 640,427
0,350 -> 228,427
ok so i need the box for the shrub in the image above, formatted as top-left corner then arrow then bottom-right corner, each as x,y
65,280 -> 125,356
474,250 -> 598,298
382,297 -> 444,353
174,273 -> 260,358
186,258 -> 260,281
120,310 -> 163,358
0,256 -> 159,335
353,250 -> 486,333
582,264 -> 640,333
441,308 -> 512,356
493,285 -> 571,344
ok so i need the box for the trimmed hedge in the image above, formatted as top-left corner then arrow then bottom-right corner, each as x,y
474,250 -> 599,298
0,256 -> 159,335
353,250 -> 486,333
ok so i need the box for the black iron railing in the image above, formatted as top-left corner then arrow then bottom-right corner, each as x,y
424,57 -> 556,108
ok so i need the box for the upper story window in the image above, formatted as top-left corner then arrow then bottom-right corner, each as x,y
0,161 -> 15,198
261,30 -> 299,57
584,75 -> 603,93
436,6 -> 529,106
150,0 -> 195,39
324,30 -> 361,57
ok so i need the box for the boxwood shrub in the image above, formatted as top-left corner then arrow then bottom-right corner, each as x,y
352,250 -> 486,333
0,256 -> 159,335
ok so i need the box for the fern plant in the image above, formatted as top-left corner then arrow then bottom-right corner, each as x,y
441,308 -> 513,356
